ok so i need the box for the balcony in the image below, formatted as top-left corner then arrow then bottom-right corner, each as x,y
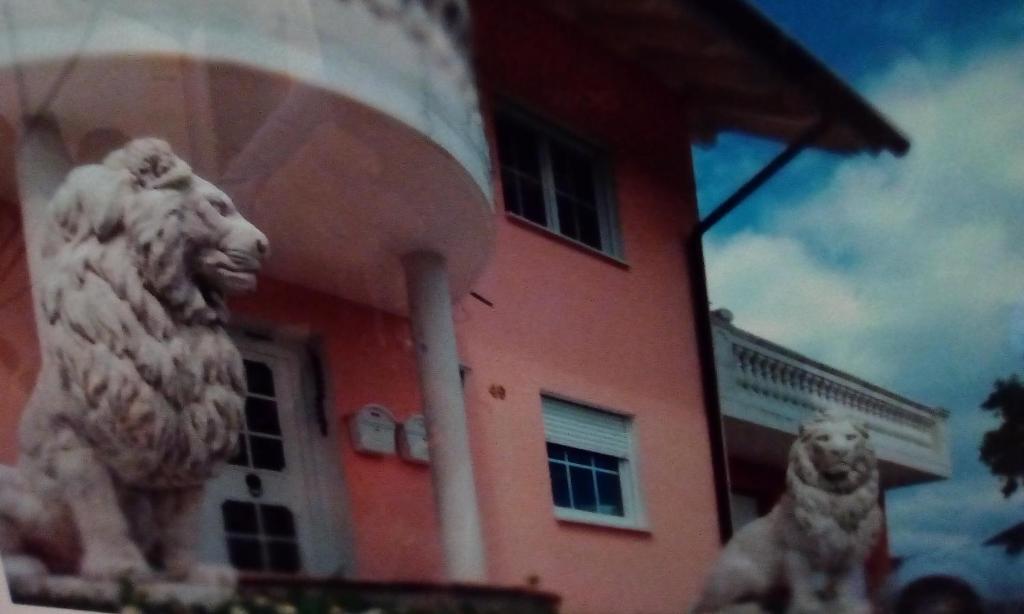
0,0 -> 494,314
712,311 -> 951,487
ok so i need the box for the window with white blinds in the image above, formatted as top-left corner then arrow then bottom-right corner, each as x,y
542,396 -> 632,458
541,396 -> 642,527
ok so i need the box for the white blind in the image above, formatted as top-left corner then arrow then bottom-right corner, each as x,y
542,397 -> 632,458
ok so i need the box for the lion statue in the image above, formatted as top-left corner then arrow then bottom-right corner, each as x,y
0,138 -> 268,590
691,409 -> 882,614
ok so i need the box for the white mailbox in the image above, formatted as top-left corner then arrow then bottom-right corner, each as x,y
398,414 -> 430,464
349,404 -> 397,456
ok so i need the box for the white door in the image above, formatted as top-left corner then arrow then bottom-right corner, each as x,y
197,337 -> 347,575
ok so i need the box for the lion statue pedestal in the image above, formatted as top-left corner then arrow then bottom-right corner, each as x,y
0,137 -> 268,607
691,410 -> 882,614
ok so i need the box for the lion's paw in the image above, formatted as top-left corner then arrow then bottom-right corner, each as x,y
181,563 -> 237,588
79,546 -> 152,582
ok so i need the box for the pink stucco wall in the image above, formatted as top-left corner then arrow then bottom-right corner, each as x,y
0,199 -> 38,466
456,3 -> 722,612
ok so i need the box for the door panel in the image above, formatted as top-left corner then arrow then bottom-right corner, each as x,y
199,341 -> 317,574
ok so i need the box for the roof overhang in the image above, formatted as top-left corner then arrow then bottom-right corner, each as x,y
540,0 -> 909,156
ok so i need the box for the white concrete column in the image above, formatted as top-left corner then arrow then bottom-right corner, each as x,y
402,250 -> 486,582
15,117 -> 75,331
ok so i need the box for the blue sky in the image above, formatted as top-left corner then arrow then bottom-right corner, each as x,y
694,0 -> 1024,555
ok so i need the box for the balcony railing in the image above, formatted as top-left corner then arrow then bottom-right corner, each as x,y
712,312 -> 951,482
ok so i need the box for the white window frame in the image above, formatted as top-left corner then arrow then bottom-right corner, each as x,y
496,105 -> 624,259
541,394 -> 646,531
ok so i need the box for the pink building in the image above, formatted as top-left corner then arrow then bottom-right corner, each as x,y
0,1 -> 910,612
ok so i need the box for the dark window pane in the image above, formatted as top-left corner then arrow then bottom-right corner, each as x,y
244,360 -> 275,397
593,453 -> 619,472
245,397 -> 281,435
546,442 -> 567,461
569,465 -> 597,512
496,116 -> 540,176
577,206 -> 602,250
227,537 -> 264,571
565,447 -> 592,466
557,199 -> 579,240
548,461 -> 571,508
501,169 -> 523,217
551,143 -> 595,203
250,436 -> 286,471
596,471 -> 625,516
228,433 -> 249,467
267,540 -> 302,573
519,177 -> 546,225
260,504 -> 296,537
222,500 -> 259,535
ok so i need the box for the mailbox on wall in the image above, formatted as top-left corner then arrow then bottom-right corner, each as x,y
349,404 -> 397,456
398,414 -> 430,464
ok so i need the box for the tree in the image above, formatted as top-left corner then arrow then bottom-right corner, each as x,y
980,374 -> 1024,497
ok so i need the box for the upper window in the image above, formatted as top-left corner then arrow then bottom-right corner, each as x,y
495,108 -> 622,257
542,396 -> 642,528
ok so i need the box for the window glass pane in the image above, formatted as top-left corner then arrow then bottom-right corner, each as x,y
577,205 -> 602,250
551,143 -> 596,203
245,397 -> 282,435
565,447 -> 591,466
267,540 -> 302,573
518,176 -> 547,226
557,199 -> 579,241
496,116 -> 540,176
546,442 -> 567,461
501,169 -> 523,217
596,471 -> 625,516
260,504 -> 297,537
244,360 -> 275,396
569,465 -> 597,512
593,453 -> 619,472
250,435 -> 286,471
548,460 -> 572,508
227,537 -> 264,571
222,500 -> 260,534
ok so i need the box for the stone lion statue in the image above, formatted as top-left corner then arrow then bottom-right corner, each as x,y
691,409 -> 882,614
0,138 -> 268,591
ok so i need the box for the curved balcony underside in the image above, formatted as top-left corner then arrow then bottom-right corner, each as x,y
0,0 -> 494,314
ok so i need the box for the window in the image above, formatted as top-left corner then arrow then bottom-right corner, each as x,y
542,396 -> 642,528
222,500 -> 302,573
495,107 -> 621,256
228,359 -> 287,471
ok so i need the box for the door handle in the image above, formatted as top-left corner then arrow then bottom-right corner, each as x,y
245,473 -> 263,498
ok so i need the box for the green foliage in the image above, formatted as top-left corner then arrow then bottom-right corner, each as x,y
980,374 -> 1024,497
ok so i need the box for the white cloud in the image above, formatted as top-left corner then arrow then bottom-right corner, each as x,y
703,41 -> 1024,548
706,40 -> 1024,406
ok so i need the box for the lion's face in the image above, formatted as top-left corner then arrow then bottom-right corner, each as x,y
104,140 -> 268,306
185,177 -> 269,294
793,414 -> 875,494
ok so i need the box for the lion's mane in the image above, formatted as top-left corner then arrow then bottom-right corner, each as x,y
31,139 -> 245,488
780,413 -> 881,570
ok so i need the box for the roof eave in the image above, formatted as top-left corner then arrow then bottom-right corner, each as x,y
683,0 -> 910,156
